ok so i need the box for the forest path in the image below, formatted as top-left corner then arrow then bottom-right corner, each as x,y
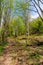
0,36 -> 43,65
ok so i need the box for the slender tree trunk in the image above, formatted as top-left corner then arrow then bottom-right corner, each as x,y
25,10 -> 29,44
0,0 -> 2,26
1,10 -> 8,44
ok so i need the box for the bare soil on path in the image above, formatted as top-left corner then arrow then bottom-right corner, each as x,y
0,37 -> 43,65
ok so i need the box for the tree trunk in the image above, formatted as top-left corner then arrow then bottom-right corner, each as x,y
25,10 -> 29,44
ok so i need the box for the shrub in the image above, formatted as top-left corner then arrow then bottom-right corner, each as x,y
29,18 -> 43,35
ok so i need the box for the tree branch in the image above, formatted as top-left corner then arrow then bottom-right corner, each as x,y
40,0 -> 43,4
33,0 -> 43,12
32,1 -> 43,21
28,9 -> 37,12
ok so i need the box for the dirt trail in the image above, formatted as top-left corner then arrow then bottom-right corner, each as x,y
0,37 -> 43,65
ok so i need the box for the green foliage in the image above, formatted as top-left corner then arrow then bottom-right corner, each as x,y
9,16 -> 26,37
20,1 -> 29,11
13,0 -> 30,18
0,27 -> 2,42
29,51 -> 40,61
9,17 -> 43,36
0,46 -> 4,55
29,18 -> 43,34
14,0 -> 29,10
0,39 -> 8,55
